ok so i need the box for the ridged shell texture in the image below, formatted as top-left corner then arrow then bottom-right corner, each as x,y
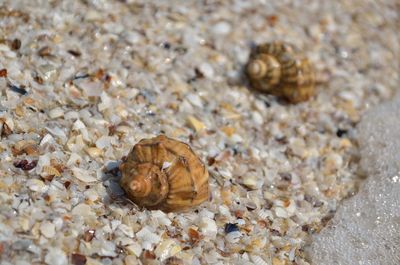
246,42 -> 315,103
119,135 -> 209,212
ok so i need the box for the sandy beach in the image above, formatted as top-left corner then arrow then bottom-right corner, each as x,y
0,1 -> 399,264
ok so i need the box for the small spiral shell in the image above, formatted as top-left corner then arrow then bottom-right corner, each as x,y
246,42 -> 315,103
119,135 -> 209,212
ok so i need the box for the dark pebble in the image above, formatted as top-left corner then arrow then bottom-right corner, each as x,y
8,83 -> 27,95
279,172 -> 292,182
0,68 -> 7,78
336,128 -> 348,137
11,39 -> 21,50
71,253 -> 87,265
161,42 -> 171,49
224,223 -> 239,234
68,49 -> 81,57
13,160 -> 38,170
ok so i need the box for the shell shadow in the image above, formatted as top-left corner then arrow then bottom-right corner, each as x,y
101,160 -> 130,205
101,161 -> 144,213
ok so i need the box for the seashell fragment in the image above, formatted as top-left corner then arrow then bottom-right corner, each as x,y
186,116 -> 206,133
125,242 -> 142,257
119,135 -> 209,212
27,179 -> 47,192
42,165 -> 61,177
136,226 -> 161,250
12,140 -> 40,156
154,239 -> 181,261
246,41 -> 315,103
71,167 -> 98,183
164,256 -> 184,265
40,221 -> 55,238
250,255 -> 269,265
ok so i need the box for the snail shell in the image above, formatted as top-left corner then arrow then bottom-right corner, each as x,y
119,135 -> 209,212
246,42 -> 315,103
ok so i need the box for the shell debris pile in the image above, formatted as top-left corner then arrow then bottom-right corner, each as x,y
0,1 -> 398,265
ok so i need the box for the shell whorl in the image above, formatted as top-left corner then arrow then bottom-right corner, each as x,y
246,59 -> 268,79
247,54 -> 281,89
130,180 -> 150,196
128,165 -> 154,197
120,161 -> 169,207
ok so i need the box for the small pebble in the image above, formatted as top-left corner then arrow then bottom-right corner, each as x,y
164,256 -> 184,265
27,179 -> 47,192
125,31 -> 143,45
38,64 -> 58,82
118,224 -> 134,238
198,63 -> 214,79
124,255 -> 139,265
85,147 -> 103,158
225,231 -> 242,243
154,239 -> 181,261
289,138 -> 308,158
83,229 -> 95,242
186,94 -> 204,108
71,253 -> 87,265
251,111 -> 264,125
44,248 -> 67,265
274,207 -> 288,218
136,226 -> 161,250
71,167 -> 98,183
48,107 -> 64,119
199,217 -> 218,240
125,242 -> 142,257
242,175 -> 262,190
212,21 -> 232,35
40,221 -> 55,238
186,116 -> 206,133
323,153 -> 343,175
99,241 -> 117,257
71,203 -> 95,218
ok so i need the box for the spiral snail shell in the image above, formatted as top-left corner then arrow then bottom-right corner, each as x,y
246,42 -> 315,103
119,135 -> 209,212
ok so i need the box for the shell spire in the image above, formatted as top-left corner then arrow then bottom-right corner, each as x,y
246,59 -> 268,79
130,180 -> 150,196
127,164 -> 154,197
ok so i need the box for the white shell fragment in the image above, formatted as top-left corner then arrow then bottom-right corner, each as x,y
154,239 -> 181,261
125,242 -> 142,257
44,248 -> 67,265
48,107 -> 64,119
212,21 -> 232,35
71,203 -> 95,218
40,221 -> 56,238
136,226 -> 161,250
27,179 -> 47,193
97,241 -> 117,257
225,231 -> 242,243
118,224 -> 134,238
71,167 -> 98,182
199,217 -> 218,240
242,175 -> 263,190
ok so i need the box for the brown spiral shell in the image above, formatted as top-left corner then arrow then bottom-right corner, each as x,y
246,42 -> 315,103
119,135 -> 209,212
